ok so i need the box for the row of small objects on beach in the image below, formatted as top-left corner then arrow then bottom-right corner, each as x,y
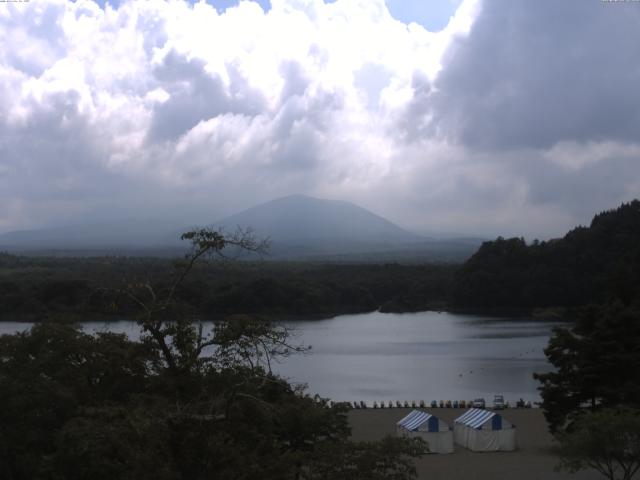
327,399 -> 533,409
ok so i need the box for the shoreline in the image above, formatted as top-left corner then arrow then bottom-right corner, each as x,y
349,408 -> 600,480
0,306 -> 574,324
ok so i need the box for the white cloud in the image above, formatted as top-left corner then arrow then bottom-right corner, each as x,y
0,0 -> 639,239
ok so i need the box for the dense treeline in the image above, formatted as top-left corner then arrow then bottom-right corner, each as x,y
0,254 -> 455,321
2,200 -> 639,322
453,200 -> 640,310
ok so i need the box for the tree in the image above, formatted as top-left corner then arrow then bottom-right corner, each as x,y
304,436 -> 425,480
555,407 -> 640,480
534,302 -> 640,432
109,227 -> 271,375
0,323 -> 156,480
0,227 -> 424,480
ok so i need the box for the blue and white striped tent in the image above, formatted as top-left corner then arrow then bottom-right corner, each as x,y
396,410 -> 453,454
455,408 -> 504,430
397,410 -> 441,432
454,408 -> 516,452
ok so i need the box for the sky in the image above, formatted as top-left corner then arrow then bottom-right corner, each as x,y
1,0 -> 639,238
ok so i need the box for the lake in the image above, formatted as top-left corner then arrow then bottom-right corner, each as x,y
0,311 -> 565,405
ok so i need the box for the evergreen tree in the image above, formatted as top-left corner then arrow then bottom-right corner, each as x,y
535,302 -> 640,432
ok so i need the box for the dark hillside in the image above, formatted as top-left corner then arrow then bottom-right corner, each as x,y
0,254 -> 455,321
453,200 -> 640,310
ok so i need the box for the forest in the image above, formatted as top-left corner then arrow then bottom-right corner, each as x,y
1,201 -> 639,322
452,200 -> 640,312
0,255 -> 455,322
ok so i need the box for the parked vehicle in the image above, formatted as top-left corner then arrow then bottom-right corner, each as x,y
472,398 -> 486,409
493,395 -> 505,410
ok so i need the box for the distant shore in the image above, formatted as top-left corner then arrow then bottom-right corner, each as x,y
0,305 -> 575,324
348,408 -> 600,480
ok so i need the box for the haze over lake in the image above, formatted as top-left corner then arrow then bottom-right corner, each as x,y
1,311 -> 562,403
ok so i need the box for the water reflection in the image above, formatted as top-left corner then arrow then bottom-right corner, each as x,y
276,311 -> 565,403
0,311 -> 566,404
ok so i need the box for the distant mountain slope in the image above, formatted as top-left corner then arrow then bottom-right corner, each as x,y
0,219 -> 183,251
453,200 -> 640,309
215,194 -> 420,243
209,194 -> 480,260
0,195 -> 481,261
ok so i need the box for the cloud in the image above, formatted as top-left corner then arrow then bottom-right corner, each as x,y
412,0 -> 640,150
389,0 -> 640,235
147,51 -> 266,142
0,0 -> 639,239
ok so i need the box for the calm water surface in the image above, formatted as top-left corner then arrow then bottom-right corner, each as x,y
0,311 -> 565,404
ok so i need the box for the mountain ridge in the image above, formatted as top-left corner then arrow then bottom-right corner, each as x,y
213,194 -> 422,244
0,195 -> 481,261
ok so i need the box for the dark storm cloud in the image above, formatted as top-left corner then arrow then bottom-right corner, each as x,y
399,70 -> 432,141
408,0 -> 640,150
381,0 -> 640,237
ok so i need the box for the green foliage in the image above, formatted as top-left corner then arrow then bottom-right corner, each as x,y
304,436 -> 426,480
0,229 -> 423,480
535,302 -> 640,432
454,200 -> 640,310
0,322 -> 422,480
0,323 -> 155,480
555,407 -> 640,480
0,254 -> 455,321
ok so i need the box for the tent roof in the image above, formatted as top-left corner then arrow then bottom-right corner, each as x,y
397,410 -> 436,431
454,408 -> 498,429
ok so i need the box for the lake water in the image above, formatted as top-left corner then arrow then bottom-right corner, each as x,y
0,311 -> 565,404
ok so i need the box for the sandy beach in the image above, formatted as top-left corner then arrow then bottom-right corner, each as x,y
349,408 -> 602,480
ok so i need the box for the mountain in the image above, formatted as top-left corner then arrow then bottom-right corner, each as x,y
0,195 -> 481,261
215,194 -> 418,243
0,219 -> 184,254
212,195 -> 479,261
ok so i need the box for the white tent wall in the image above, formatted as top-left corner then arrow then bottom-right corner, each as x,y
453,409 -> 517,452
396,410 -> 454,454
498,429 -> 516,450
453,424 -> 470,449
430,430 -> 454,454
463,428 -> 516,452
396,427 -> 454,454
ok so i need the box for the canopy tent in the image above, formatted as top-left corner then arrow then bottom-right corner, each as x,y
454,408 -> 516,452
396,410 -> 454,454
